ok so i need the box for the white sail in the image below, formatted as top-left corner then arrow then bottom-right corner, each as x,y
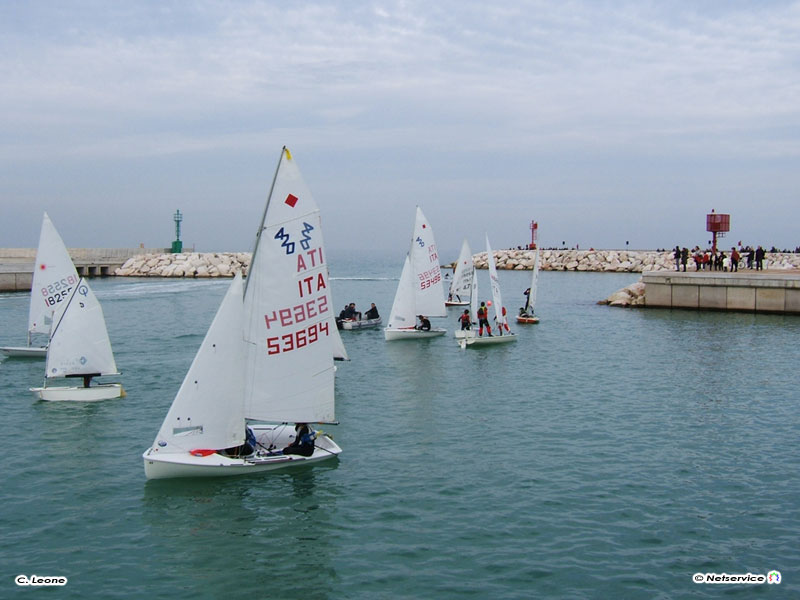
470,264 -> 479,321
386,255 -> 416,330
153,273 -> 246,453
45,279 -> 117,378
448,239 -> 474,302
525,248 -> 540,314
486,235 -> 505,326
243,147 -> 336,424
409,206 -> 446,317
331,317 -> 349,360
29,213 -> 80,336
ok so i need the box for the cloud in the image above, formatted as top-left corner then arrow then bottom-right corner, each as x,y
0,1 -> 798,251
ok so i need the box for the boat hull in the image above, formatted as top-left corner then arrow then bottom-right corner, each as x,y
143,428 -> 342,480
384,327 -> 447,341
30,383 -> 124,402
462,332 -> 517,347
0,346 -> 47,358
445,300 -> 469,306
340,317 -> 382,330
516,315 -> 540,324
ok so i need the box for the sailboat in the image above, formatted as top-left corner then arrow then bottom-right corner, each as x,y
384,206 -> 447,340
143,147 -> 341,479
461,235 -> 517,348
517,247 -> 540,324
453,241 -> 478,342
1,213 -> 80,358
445,239 -> 473,306
30,278 -> 124,401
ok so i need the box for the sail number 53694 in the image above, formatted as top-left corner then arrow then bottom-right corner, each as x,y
266,321 -> 329,355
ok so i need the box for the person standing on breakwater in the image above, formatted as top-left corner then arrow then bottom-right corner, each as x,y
747,247 -> 754,269
731,247 -> 740,272
681,247 -> 689,272
755,246 -> 765,270
674,246 -> 681,271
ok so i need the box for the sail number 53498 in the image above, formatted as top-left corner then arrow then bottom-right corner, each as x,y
266,321 -> 329,355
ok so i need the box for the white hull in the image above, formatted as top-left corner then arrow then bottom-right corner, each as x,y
454,329 -> 476,339
143,426 -> 342,480
384,327 -> 447,341
31,383 -> 124,402
445,300 -> 469,306
340,317 -> 382,330
462,332 -> 517,347
1,346 -> 47,358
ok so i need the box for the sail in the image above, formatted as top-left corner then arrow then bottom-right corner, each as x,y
331,317 -> 349,360
153,273 -> 246,453
386,255 -> 416,330
485,235 -> 505,325
243,147 -> 336,424
45,279 -> 117,378
29,213 -> 80,335
525,248 -> 540,313
448,239 -> 474,302
409,206 -> 446,317
470,265 -> 479,322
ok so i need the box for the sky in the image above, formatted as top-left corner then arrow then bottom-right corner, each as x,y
1,0 -> 799,260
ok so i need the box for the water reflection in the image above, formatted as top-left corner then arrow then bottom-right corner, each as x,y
141,462 -> 340,599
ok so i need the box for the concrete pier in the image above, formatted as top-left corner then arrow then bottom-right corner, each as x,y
0,248 -> 167,292
642,270 -> 800,314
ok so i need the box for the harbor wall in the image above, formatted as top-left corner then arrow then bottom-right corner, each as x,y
600,272 -> 800,315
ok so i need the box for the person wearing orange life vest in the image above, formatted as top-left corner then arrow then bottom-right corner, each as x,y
476,302 -> 492,337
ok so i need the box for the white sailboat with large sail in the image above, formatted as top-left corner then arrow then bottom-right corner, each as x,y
384,206 -> 447,340
517,247 -> 540,324
462,235 -> 517,347
445,239 -> 473,306
1,213 -> 80,358
143,147 -> 341,479
30,278 -> 124,401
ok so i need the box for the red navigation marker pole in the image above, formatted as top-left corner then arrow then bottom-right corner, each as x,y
529,221 -> 538,250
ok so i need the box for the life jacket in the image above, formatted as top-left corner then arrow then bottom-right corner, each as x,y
477,306 -> 487,319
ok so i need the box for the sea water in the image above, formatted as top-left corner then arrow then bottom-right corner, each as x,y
1,256 -> 797,599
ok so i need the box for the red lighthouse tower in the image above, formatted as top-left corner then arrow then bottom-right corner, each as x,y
706,210 -> 730,253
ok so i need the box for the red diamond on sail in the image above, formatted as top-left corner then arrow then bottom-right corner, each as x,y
285,194 -> 298,208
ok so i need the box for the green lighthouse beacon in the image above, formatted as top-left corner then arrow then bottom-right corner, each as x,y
171,209 -> 183,253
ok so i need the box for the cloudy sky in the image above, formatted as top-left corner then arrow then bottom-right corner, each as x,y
1,1 -> 798,259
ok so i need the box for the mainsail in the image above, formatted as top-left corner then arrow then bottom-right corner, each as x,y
242,147 -> 336,424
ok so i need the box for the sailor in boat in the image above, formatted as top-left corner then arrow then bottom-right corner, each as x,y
344,303 -> 361,321
282,423 -> 316,457
457,309 -> 471,330
477,302 -> 492,337
221,426 -> 257,458
365,303 -> 379,320
415,315 -> 431,331
495,306 -> 511,335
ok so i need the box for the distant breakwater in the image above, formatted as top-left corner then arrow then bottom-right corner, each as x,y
114,249 -> 800,278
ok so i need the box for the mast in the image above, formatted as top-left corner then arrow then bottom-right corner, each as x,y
244,146 -> 286,297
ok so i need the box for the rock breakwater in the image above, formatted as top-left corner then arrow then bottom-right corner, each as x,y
115,252 -> 250,277
114,249 -> 800,277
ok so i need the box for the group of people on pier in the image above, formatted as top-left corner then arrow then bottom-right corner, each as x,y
673,245 -> 766,272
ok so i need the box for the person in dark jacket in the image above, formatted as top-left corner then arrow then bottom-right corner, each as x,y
755,246 -> 765,270
415,315 -> 431,331
283,423 -> 315,457
365,303 -> 379,319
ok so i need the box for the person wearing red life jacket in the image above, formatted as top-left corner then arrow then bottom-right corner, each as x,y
457,309 -> 471,330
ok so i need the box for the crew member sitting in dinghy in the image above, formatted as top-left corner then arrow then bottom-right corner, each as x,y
283,423 -> 316,457
365,303 -> 380,320
415,315 -> 431,331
